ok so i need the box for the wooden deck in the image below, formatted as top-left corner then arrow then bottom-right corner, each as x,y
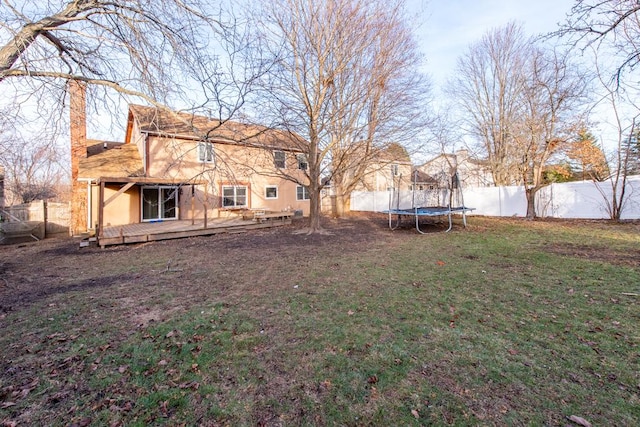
97,215 -> 292,247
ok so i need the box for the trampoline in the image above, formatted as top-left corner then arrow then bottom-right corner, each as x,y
382,170 -> 475,234
384,205 -> 475,233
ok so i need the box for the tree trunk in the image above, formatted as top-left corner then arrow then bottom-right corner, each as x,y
332,193 -> 352,218
309,187 -> 322,231
525,187 -> 537,219
331,181 -> 351,218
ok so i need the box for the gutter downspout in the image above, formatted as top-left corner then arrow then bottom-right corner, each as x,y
78,178 -> 96,232
143,132 -> 149,176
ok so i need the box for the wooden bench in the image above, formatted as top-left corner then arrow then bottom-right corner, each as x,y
254,211 -> 294,223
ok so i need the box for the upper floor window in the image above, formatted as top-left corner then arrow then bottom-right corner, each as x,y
297,153 -> 308,170
198,142 -> 214,163
274,150 -> 286,168
390,164 -> 399,176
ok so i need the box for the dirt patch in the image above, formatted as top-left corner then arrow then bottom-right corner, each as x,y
545,242 -> 640,268
0,214 -> 394,312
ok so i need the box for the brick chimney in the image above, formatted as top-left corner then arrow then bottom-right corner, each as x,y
69,80 -> 88,235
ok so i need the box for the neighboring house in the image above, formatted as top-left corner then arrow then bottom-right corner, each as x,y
70,85 -> 310,235
352,143 -> 413,192
416,149 -> 494,189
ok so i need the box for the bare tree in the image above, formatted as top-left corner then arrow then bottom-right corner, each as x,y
2,1 -> 223,107
515,47 -> 586,219
0,0 -> 266,152
0,137 -> 66,204
0,99 -> 67,204
452,23 -> 586,219
555,3 -> 640,219
253,0 -> 430,230
590,51 -> 640,220
324,2 -> 431,217
557,1 -> 640,85
449,23 -> 529,186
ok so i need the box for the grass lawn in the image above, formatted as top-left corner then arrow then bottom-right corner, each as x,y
1,215 -> 639,426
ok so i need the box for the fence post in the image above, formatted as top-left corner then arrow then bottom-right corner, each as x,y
43,200 -> 48,238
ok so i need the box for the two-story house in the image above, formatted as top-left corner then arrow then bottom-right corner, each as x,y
415,149 -> 494,189
70,84 -> 310,236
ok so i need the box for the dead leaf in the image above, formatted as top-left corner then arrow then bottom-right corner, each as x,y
347,310 -> 355,316
369,386 -> 378,397
1,401 -> 16,409
436,260 -> 446,266
508,348 -> 518,355
159,400 -> 169,417
367,375 -> 378,384
567,415 -> 592,427
179,381 -> 200,390
411,409 -> 420,419
166,329 -> 182,338
158,359 -> 168,366
17,378 -> 39,399
118,365 -> 129,374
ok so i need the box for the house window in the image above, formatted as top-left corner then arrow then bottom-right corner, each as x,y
390,164 -> 399,176
142,186 -> 178,221
297,154 -> 308,170
222,185 -> 247,208
296,185 -> 310,201
265,186 -> 278,199
274,151 -> 286,168
198,142 -> 214,163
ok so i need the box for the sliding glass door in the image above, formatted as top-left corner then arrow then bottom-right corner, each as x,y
141,186 -> 178,221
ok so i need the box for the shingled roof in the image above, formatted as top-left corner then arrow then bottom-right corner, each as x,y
126,105 -> 306,152
78,143 -> 144,179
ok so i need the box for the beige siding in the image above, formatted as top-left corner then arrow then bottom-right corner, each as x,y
90,184 -> 141,228
356,162 -> 412,192
91,136 -> 311,228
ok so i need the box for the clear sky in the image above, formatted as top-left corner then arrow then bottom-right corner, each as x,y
414,0 -> 577,89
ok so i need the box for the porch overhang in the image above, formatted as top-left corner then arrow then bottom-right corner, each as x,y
94,176 -> 208,242
96,176 -> 207,185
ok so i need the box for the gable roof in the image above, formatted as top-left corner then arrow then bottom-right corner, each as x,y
126,105 -> 306,152
411,169 -> 437,184
78,143 -> 144,179
377,142 -> 412,164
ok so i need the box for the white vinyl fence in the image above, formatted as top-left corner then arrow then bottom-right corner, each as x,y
351,175 -> 640,220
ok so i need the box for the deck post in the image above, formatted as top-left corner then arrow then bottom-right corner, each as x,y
203,184 -> 208,229
191,185 -> 195,226
97,180 -> 105,239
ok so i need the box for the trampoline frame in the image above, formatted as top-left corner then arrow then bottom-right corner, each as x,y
384,206 -> 474,233
382,170 -> 475,234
